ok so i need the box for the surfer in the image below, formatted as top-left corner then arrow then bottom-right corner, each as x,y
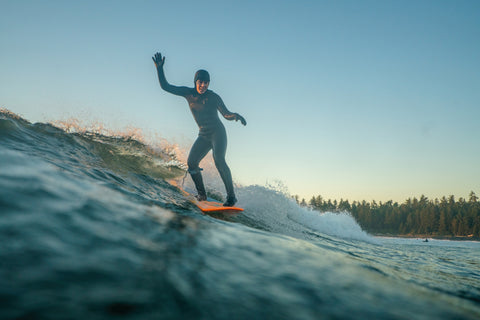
152,52 -> 246,207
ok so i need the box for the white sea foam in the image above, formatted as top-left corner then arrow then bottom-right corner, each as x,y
236,184 -> 376,243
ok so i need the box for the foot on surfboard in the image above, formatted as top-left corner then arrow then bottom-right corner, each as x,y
223,196 -> 237,207
195,193 -> 207,201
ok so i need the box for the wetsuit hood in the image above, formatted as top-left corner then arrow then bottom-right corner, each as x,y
194,70 -> 210,84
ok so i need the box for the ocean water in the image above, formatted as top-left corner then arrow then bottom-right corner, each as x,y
1,109 -> 479,320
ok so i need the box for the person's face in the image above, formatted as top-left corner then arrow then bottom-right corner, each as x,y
196,80 -> 209,94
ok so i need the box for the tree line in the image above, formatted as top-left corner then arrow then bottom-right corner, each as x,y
294,191 -> 480,239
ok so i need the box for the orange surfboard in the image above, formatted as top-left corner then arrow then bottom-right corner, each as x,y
193,198 -> 244,213
168,180 -> 243,213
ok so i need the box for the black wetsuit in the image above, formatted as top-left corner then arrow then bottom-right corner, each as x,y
155,66 -> 239,201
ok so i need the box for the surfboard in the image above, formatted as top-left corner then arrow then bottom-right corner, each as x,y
168,179 -> 244,213
193,197 -> 244,213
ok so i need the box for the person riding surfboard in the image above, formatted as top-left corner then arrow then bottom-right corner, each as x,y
152,52 -> 246,207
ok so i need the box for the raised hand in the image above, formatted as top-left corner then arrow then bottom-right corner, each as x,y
152,52 -> 165,69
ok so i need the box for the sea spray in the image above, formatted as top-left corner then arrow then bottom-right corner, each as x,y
289,210 -> 375,243
236,183 -> 375,243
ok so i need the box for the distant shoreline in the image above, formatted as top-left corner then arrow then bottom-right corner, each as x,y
373,233 -> 480,241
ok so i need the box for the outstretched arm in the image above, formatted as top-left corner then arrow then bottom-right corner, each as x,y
152,52 -> 189,97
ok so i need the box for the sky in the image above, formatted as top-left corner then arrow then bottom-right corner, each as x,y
1,0 -> 479,202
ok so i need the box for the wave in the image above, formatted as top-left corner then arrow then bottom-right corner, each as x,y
237,183 -> 376,243
1,108 -> 185,178
0,108 -> 373,242
2,108 -> 479,320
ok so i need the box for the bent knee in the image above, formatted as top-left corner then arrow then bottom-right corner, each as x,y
187,156 -> 200,169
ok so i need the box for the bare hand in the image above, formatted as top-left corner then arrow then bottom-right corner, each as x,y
152,52 -> 165,69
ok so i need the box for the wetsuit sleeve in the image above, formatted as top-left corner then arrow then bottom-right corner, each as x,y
156,66 -> 190,97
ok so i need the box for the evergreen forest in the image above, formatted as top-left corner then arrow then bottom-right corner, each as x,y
295,191 -> 480,239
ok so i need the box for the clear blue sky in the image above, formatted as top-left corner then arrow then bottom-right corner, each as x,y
1,0 -> 479,202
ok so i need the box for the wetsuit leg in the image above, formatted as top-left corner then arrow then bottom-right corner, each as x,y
187,136 -> 211,198
211,126 -> 235,200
